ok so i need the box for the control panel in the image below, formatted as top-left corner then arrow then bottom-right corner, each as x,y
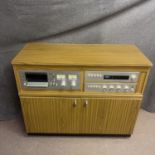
20,70 -> 139,93
21,71 -> 80,90
85,71 -> 139,82
85,83 -> 136,93
84,71 -> 139,93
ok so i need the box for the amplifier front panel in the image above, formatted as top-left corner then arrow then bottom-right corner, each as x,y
84,71 -> 139,93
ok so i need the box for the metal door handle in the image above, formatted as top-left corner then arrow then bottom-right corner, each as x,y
73,100 -> 77,107
84,100 -> 88,107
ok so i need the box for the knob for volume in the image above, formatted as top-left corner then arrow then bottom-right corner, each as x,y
109,85 -> 114,89
124,85 -> 129,92
109,85 -> 114,92
131,74 -> 137,81
130,88 -> 135,92
116,85 -> 121,92
124,85 -> 129,89
103,85 -> 107,89
116,85 -> 121,89
102,85 -> 107,92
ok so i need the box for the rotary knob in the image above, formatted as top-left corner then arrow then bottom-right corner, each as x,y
131,74 -> 137,81
124,85 -> 129,92
116,85 -> 121,92
103,85 -> 107,88
102,85 -> 107,92
130,88 -> 135,92
109,85 -> 114,91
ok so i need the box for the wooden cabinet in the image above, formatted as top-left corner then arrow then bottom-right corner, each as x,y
12,43 -> 152,135
20,97 -> 141,135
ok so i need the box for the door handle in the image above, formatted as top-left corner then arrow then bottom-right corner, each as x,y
84,100 -> 89,107
73,99 -> 77,107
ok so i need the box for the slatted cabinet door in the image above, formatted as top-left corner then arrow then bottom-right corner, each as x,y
20,97 -> 82,134
20,97 -> 141,134
79,98 -> 107,134
79,98 -> 141,135
104,98 -> 141,135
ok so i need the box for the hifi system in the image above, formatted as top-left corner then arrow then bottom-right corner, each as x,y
12,43 -> 152,135
21,71 -> 138,93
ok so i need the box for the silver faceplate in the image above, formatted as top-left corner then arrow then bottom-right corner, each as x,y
85,71 -> 139,82
84,71 -> 139,93
20,70 -> 80,90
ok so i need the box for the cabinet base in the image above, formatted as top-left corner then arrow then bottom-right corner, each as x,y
27,133 -> 132,137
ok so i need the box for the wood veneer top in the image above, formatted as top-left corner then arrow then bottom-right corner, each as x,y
12,43 -> 152,67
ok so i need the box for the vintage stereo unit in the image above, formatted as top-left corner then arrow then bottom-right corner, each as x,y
12,43 -> 152,135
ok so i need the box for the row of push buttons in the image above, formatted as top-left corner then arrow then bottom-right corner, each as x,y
86,84 -> 135,92
87,73 -> 138,82
50,73 -> 78,87
87,73 -> 102,78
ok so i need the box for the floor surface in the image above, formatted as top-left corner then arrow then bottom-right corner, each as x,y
0,109 -> 155,155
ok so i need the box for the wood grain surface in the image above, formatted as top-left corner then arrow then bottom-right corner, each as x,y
11,43 -> 152,135
21,97 -> 141,134
12,43 -> 152,67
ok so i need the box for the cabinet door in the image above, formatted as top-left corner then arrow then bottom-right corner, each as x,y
79,98 -> 141,135
79,98 -> 107,134
104,98 -> 141,134
20,97 -> 141,134
20,97 -> 81,134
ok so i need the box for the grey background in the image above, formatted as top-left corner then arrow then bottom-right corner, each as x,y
0,0 -> 155,120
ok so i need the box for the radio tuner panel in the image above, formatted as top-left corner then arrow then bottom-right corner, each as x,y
84,71 -> 139,93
